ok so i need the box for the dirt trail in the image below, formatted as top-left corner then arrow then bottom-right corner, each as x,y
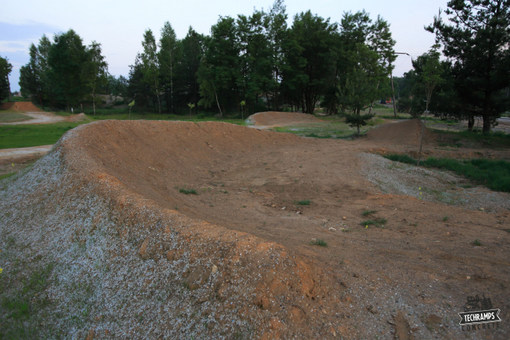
247,111 -> 323,128
0,101 -> 86,125
1,119 -> 508,339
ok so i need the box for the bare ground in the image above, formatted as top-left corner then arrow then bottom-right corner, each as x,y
0,118 -> 509,339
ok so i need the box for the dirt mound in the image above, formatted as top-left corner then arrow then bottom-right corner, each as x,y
0,101 -> 43,112
248,111 -> 322,127
1,120 -> 509,339
68,112 -> 87,122
367,119 -> 437,146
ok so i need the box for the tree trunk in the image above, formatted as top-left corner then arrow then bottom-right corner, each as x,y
170,63 -> 174,113
368,80 -> 380,115
417,119 -> 425,166
92,87 -> 96,115
467,115 -> 474,131
482,114 -> 491,134
390,73 -> 397,117
214,87 -> 222,117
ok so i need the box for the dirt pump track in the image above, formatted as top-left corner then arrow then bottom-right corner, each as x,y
1,118 -> 509,339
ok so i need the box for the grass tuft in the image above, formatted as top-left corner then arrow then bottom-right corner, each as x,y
362,209 -> 377,217
310,239 -> 327,247
295,200 -> 311,206
472,239 -> 482,247
179,188 -> 198,195
360,218 -> 387,228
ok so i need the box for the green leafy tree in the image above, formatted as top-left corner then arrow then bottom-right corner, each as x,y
106,75 -> 128,98
159,22 -> 180,113
19,36 -> 51,105
341,44 -> 381,134
266,0 -> 288,110
47,29 -> 91,109
139,29 -> 161,113
427,0 -> 510,133
175,27 -> 204,112
198,17 -> 241,115
367,15 -> 396,114
282,11 -> 337,113
128,59 -> 150,110
84,41 -> 108,114
335,11 -> 394,130
412,47 -> 443,114
0,56 -> 12,102
237,10 -> 273,113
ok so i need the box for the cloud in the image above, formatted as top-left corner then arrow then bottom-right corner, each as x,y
0,40 -> 34,53
0,22 -> 60,41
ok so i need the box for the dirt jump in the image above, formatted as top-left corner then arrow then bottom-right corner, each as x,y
1,118 -> 509,339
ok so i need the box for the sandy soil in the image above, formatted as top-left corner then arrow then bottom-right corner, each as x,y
1,117 -> 509,339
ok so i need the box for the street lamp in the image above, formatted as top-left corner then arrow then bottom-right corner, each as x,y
390,52 -> 412,117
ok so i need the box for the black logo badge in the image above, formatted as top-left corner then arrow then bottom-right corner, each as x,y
459,295 -> 501,326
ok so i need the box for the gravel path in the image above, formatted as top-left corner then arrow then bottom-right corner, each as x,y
0,112 -> 66,125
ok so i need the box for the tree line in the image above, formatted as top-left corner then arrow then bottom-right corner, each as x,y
17,0 -> 510,133
127,0 -> 395,122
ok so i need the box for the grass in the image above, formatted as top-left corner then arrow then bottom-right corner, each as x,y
271,114 -> 388,139
179,188 -> 198,195
295,199 -> 311,206
434,129 -> 510,148
360,218 -> 387,228
0,111 -> 33,123
0,122 -> 81,149
362,209 -> 377,217
472,239 -> 482,246
310,238 -> 328,247
0,172 -> 17,180
384,154 -> 510,192
0,255 -> 55,339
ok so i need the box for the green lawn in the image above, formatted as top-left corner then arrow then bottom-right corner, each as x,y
0,123 -> 81,149
0,112 -> 33,123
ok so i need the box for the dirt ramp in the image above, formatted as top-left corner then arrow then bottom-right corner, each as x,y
248,111 -> 322,127
0,120 -> 345,339
0,101 -> 43,112
367,119 -> 437,146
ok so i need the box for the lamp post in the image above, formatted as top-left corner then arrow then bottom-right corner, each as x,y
390,52 -> 411,117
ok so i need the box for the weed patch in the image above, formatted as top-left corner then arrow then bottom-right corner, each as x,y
295,200 -> 311,206
472,239 -> 482,246
310,238 -> 327,247
362,210 -> 377,217
361,218 -> 387,228
179,188 -> 198,195
384,154 -> 510,192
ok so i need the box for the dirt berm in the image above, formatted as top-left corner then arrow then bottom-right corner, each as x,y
1,120 -> 509,339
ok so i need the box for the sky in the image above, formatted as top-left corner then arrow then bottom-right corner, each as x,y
0,0 -> 448,92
